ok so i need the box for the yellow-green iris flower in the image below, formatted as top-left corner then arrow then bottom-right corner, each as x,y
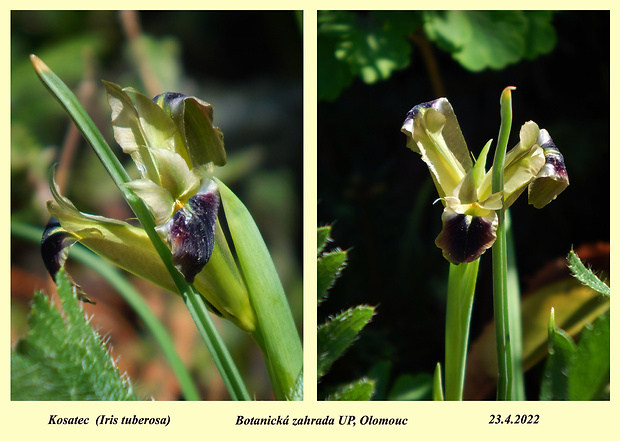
401,97 -> 569,264
42,83 -> 256,332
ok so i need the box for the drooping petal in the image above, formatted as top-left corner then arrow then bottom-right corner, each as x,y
528,129 -> 569,208
478,121 -> 546,208
154,92 -> 227,168
402,98 -> 472,198
40,218 -> 94,304
435,208 -> 498,265
156,179 -> 220,283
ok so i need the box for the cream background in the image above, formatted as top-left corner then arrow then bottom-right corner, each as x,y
5,3 -> 617,440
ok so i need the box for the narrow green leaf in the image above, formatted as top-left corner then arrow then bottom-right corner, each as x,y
433,363 -> 444,401
444,259 -> 480,400
317,305 -> 375,379
216,178 -> 302,400
567,250 -> 610,297
11,270 -> 138,401
327,377 -> 376,401
569,311 -> 610,400
317,249 -> 347,302
505,210 -> 525,399
539,309 -> 576,400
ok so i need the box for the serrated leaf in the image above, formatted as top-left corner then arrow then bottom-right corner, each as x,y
569,311 -> 610,400
327,377 -> 376,401
567,250 -> 610,296
539,309 -> 576,400
11,269 -> 137,401
317,225 -> 332,255
317,305 -> 375,379
317,249 -> 347,302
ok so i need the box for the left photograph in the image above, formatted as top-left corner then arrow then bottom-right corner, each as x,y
11,10 -> 303,401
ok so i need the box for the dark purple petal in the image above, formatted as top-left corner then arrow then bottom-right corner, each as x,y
435,213 -> 497,265
528,130 -> 569,208
40,218 -> 95,304
165,185 -> 220,283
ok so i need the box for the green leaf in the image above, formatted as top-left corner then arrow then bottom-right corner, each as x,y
216,178 -> 303,400
433,363 -> 444,401
522,11 -> 557,60
317,305 -> 375,379
327,377 -> 376,401
11,270 -> 137,401
318,11 -> 411,99
567,250 -> 610,296
333,20 -> 411,84
317,249 -> 347,303
317,225 -> 332,255
539,308 -> 577,400
387,373 -> 433,401
569,311 -> 610,400
424,11 -> 529,72
318,31 -> 354,101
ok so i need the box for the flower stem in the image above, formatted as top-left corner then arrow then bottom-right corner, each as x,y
491,86 -> 516,400
31,54 -> 251,401
444,259 -> 480,400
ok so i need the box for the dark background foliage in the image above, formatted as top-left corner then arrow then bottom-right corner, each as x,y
11,10 -> 302,400
317,11 -> 609,400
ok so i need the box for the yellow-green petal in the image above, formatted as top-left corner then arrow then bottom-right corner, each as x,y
47,173 -> 255,332
401,98 -> 472,198
122,178 -> 175,225
154,92 -> 227,168
528,129 -> 569,208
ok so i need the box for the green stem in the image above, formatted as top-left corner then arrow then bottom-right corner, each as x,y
30,54 -> 251,401
11,221 -> 201,401
444,259 -> 480,400
505,210 -> 525,399
491,86 -> 515,400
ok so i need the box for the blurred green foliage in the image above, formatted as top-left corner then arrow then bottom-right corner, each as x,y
318,10 -> 556,100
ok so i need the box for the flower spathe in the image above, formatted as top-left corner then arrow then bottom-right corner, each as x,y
42,83 -> 257,332
402,95 -> 568,265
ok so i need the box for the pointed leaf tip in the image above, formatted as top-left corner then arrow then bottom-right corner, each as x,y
30,54 -> 49,74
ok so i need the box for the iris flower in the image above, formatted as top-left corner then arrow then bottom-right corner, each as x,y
42,82 -> 256,333
401,97 -> 569,265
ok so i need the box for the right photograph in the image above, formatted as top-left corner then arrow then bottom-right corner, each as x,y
317,10 -> 610,401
